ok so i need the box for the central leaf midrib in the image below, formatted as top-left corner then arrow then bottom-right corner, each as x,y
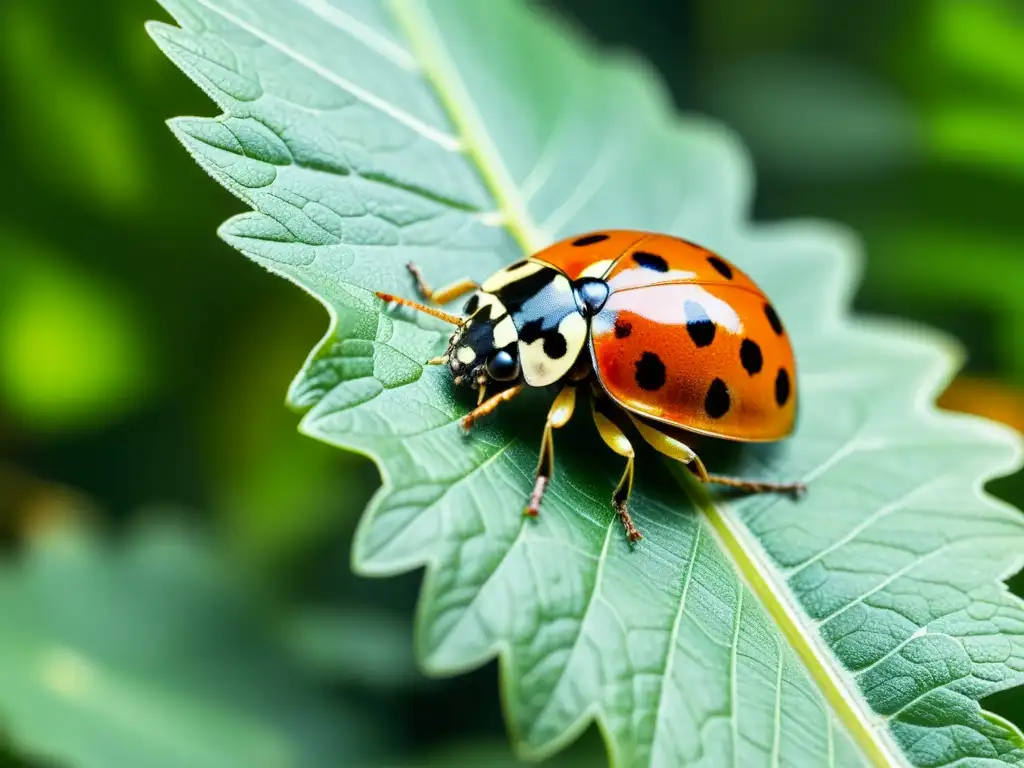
673,465 -> 901,768
387,0 -> 540,254
386,1 -> 901,766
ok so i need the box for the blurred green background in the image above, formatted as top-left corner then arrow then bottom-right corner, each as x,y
0,0 -> 1021,765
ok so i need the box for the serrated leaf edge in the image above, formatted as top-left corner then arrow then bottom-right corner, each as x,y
143,0 -> 1024,765
378,2 -> 1024,766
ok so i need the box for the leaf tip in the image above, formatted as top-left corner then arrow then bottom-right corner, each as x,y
164,115 -> 205,150
143,19 -> 176,44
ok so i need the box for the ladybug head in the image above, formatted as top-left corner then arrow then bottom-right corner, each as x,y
444,302 -> 521,390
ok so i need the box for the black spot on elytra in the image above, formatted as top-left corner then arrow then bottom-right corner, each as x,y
543,333 -> 568,359
633,251 -> 669,272
740,339 -> 763,375
634,352 -> 666,391
573,233 -> 609,246
684,300 -> 716,347
705,378 -> 731,418
614,319 -> 632,338
707,255 -> 733,280
775,368 -> 791,407
765,303 -> 784,335
463,294 -> 480,315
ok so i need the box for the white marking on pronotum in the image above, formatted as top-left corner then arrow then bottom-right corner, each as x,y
456,346 -> 476,365
559,308 -> 589,349
519,313 -> 587,387
481,260 -> 544,293
474,292 -> 506,319
492,316 -> 518,348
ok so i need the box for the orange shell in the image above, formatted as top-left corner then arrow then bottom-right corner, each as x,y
534,231 -> 798,442
528,230 -> 647,280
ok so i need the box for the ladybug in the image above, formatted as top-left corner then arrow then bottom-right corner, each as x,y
376,230 -> 804,543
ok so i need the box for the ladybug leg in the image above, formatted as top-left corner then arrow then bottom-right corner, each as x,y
626,414 -> 806,498
406,262 -> 478,305
699,471 -> 806,497
460,384 -> 525,431
590,397 -> 641,543
524,385 -> 577,518
374,292 -> 462,326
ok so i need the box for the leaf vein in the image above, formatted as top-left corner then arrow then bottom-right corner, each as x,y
816,536 -> 998,627
770,637 -> 785,768
538,135 -> 619,238
291,0 -> 419,71
783,476 -> 946,578
650,520 -> 703,758
195,0 -> 463,150
526,522 -> 615,738
729,585 -> 743,768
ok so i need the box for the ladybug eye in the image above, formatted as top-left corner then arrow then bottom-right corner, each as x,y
486,350 -> 520,381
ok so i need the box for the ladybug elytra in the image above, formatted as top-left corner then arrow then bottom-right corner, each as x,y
376,230 -> 804,543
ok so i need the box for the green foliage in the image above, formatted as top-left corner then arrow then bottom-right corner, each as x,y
364,735 -> 605,768
0,0 -> 150,215
924,0 -> 1024,174
0,229 -> 151,432
203,294 -> 379,570
703,54 -> 918,180
694,0 -> 1024,388
0,516 -> 385,768
281,606 -> 420,691
147,0 -> 1024,766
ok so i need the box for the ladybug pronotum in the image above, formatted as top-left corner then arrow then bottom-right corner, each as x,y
376,230 -> 805,543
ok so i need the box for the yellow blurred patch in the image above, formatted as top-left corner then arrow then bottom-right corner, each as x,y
938,375 -> 1024,434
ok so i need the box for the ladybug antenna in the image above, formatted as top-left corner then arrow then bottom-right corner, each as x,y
375,292 -> 462,325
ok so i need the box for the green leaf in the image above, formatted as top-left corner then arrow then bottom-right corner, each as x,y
929,0 -> 1024,97
147,0 -> 1024,766
0,1 -> 150,214
0,516 -> 384,768
917,0 -> 1024,180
